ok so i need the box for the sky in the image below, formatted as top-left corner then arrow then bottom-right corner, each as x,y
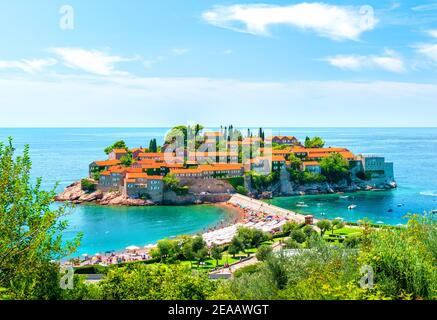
1,0 -> 437,127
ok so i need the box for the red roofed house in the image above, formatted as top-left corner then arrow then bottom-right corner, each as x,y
108,149 -> 128,160
123,173 -> 164,202
272,136 -> 300,146
89,159 -> 121,178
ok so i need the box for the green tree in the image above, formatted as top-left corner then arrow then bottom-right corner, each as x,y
120,152 -> 133,167
210,244 -> 223,267
104,140 -> 127,155
148,139 -> 158,153
290,229 -> 307,244
256,245 -> 273,261
228,236 -> 244,258
331,219 -> 345,234
304,136 -> 325,148
0,138 -> 81,299
282,221 -> 299,235
316,219 -> 332,237
320,153 -> 350,183
151,239 -> 179,262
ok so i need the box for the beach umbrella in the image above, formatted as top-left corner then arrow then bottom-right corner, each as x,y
126,245 -> 140,251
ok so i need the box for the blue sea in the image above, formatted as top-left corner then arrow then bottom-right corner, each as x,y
1,128 -> 436,255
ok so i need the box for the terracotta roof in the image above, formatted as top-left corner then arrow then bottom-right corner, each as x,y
111,149 -> 128,154
100,171 -> 110,176
126,173 -> 163,180
303,161 -> 320,166
272,155 -> 286,162
94,159 -> 121,166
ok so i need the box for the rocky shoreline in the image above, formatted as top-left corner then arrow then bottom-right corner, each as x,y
55,179 -> 397,207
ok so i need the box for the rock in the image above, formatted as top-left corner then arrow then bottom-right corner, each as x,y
55,181 -> 86,201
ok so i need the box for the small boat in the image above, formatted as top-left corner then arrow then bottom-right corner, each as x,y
397,204 -> 404,207
320,212 -> 326,216
335,217 -> 344,221
387,209 -> 393,212
348,205 -> 357,210
376,221 -> 384,224
431,210 -> 437,214
339,195 -> 349,199
296,202 -> 308,207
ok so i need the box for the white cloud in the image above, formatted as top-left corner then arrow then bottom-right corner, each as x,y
202,3 -> 377,41
326,50 -> 406,72
427,29 -> 437,38
49,48 -> 131,76
1,75 -> 436,127
0,58 -> 57,74
415,43 -> 437,63
411,3 -> 437,11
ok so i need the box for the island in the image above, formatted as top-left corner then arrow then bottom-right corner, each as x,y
56,125 -> 397,206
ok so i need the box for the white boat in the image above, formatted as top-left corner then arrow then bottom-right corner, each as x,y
376,221 -> 384,224
348,205 -> 357,210
339,195 -> 349,199
296,202 -> 308,207
431,210 -> 437,214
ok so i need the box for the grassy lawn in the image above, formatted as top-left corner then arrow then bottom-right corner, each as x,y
323,226 -> 362,244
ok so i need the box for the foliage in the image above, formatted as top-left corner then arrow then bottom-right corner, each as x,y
228,236 -> 244,258
120,152 -> 133,167
81,179 -> 96,193
288,169 -> 326,184
104,140 -> 127,155
304,136 -> 325,148
150,239 -> 180,262
163,173 -> 189,195
290,229 -> 307,244
358,215 -> 437,300
320,153 -> 350,183
246,171 -> 279,192
0,138 -> 81,299
282,221 -> 299,235
236,185 -> 249,195
236,227 -> 271,250
96,264 -> 215,300
316,220 -> 332,236
226,176 -> 245,189
210,244 -> 223,267
256,245 -> 273,261
148,139 -> 158,153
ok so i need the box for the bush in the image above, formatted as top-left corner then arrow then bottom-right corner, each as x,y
290,229 -> 307,244
81,179 -> 96,193
256,245 -> 273,261
236,185 -> 249,195
284,238 -> 300,249
226,177 -> 245,189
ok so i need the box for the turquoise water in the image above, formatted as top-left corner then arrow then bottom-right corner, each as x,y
1,128 -> 436,254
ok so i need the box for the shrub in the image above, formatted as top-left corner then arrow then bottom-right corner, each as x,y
290,229 -> 307,244
236,185 -> 249,195
256,245 -> 273,261
81,179 -> 96,193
